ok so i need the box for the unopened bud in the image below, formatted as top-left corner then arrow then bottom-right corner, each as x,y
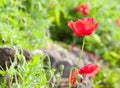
60,64 -> 64,71
76,74 -> 83,83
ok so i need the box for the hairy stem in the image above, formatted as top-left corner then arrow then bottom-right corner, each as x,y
77,37 -> 85,68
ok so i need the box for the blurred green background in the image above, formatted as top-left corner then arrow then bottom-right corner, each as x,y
0,0 -> 120,88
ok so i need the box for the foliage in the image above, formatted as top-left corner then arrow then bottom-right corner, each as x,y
0,0 -> 52,87
0,0 -> 120,88
93,67 -> 120,88
0,0 -> 49,49
47,0 -> 120,67
0,53 -> 55,88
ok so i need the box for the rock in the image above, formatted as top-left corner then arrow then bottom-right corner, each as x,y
0,47 -> 33,70
42,47 -> 94,78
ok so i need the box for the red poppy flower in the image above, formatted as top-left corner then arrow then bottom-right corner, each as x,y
116,17 -> 120,27
68,70 -> 78,87
68,17 -> 99,36
78,63 -> 100,77
68,63 -> 99,86
75,3 -> 89,15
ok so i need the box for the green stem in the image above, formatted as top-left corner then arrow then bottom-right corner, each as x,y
77,37 -> 85,68
68,37 -> 85,87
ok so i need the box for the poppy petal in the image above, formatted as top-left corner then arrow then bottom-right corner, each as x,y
86,22 -> 99,35
75,3 -> 89,15
68,20 -> 75,30
82,17 -> 94,23
68,70 -> 78,87
74,20 -> 86,36
68,17 -> 99,36
78,63 -> 100,77
68,20 -> 81,36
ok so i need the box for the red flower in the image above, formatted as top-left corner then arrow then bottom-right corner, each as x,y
75,3 -> 89,15
68,70 -> 78,87
68,63 -> 100,86
78,63 -> 100,77
68,17 -> 99,36
116,17 -> 120,27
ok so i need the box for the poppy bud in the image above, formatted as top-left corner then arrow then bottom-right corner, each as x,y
76,74 -> 83,83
